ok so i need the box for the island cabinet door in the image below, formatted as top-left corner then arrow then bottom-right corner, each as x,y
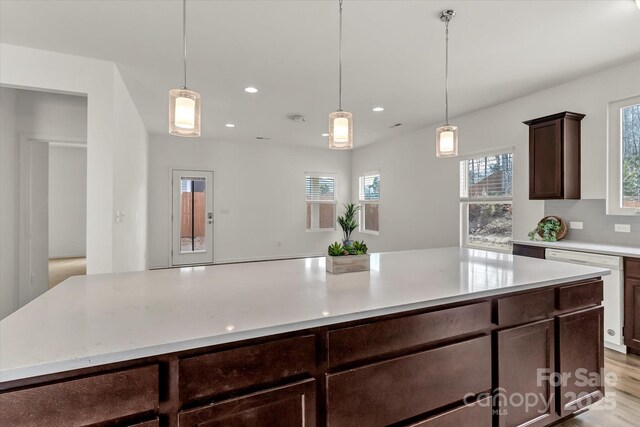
177,379 -> 315,427
496,319 -> 555,427
556,306 -> 604,417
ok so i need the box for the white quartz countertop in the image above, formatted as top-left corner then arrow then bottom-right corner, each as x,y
513,239 -> 640,258
0,247 -> 609,383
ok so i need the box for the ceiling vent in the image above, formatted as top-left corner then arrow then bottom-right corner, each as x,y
288,114 -> 306,123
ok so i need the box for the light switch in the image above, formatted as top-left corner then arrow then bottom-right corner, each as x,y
614,224 -> 631,233
570,221 -> 583,230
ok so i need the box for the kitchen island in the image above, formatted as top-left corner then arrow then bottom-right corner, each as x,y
0,248 -> 609,427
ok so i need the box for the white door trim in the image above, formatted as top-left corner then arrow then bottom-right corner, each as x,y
18,133 -> 86,307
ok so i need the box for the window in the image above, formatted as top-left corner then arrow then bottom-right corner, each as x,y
608,96 -> 640,215
306,173 -> 336,231
460,153 -> 513,252
359,172 -> 380,234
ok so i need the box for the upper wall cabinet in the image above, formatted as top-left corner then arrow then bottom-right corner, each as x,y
524,112 -> 585,200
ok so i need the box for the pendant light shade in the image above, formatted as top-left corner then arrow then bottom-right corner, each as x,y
169,0 -> 201,137
435,9 -> 457,157
169,88 -> 201,137
435,125 -> 458,157
329,0 -> 353,150
329,111 -> 353,150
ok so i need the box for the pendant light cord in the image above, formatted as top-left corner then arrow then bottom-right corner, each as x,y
444,18 -> 449,126
182,0 -> 188,89
338,0 -> 343,112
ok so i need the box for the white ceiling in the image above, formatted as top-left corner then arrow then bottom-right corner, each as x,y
1,0 -> 640,148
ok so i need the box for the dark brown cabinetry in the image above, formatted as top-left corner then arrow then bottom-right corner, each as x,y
624,258 -> 640,355
177,379 -> 316,427
496,319 -> 555,427
0,365 -> 159,427
513,243 -> 546,259
523,112 -> 585,200
557,306 -> 604,416
0,279 -> 604,427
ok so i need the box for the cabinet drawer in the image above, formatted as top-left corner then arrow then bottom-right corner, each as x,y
496,289 -> 554,326
326,336 -> 491,427
179,335 -> 315,404
177,378 -> 315,427
625,257 -> 640,279
513,244 -> 546,259
328,302 -> 491,368
408,397 -> 492,427
556,280 -> 603,313
0,365 -> 159,427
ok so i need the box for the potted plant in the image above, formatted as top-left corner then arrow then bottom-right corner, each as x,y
527,216 -> 568,242
337,203 -> 360,246
326,240 -> 370,274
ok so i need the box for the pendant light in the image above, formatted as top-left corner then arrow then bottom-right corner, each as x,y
435,9 -> 458,157
329,0 -> 353,150
169,0 -> 201,137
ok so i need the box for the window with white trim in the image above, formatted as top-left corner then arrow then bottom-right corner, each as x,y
460,153 -> 513,251
607,96 -> 640,215
359,172 -> 380,234
305,173 -> 337,231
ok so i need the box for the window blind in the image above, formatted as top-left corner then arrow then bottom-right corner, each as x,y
460,154 -> 512,201
306,175 -> 336,202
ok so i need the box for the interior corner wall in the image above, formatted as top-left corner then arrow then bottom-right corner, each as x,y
351,58 -> 640,252
147,135 -> 351,268
0,87 -> 19,319
0,43 -> 149,280
113,70 -> 149,272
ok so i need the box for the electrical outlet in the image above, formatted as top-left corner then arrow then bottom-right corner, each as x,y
614,224 -> 631,233
570,221 -> 583,230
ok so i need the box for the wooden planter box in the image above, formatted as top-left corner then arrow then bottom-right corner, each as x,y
326,254 -> 370,274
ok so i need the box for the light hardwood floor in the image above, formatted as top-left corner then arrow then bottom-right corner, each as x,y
557,349 -> 640,427
48,257 -> 86,288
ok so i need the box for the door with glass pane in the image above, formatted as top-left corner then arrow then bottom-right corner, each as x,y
172,170 -> 214,265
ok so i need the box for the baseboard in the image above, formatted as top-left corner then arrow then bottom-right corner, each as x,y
49,255 -> 86,260
604,342 -> 627,354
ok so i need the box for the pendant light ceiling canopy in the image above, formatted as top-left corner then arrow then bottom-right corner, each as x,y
329,0 -> 353,150
169,0 -> 201,137
435,9 -> 458,158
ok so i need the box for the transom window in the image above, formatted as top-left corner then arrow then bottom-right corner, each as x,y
359,172 -> 380,234
460,153 -> 513,252
305,173 -> 337,231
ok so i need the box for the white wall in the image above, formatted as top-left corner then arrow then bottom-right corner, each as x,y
49,145 -> 87,258
148,135 -> 351,267
351,58 -> 640,251
112,75 -> 149,273
0,44 -> 149,319
0,43 -> 149,276
0,88 -> 19,319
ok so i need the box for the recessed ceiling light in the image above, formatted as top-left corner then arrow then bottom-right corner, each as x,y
244,87 -> 258,93
372,107 -> 385,112
322,133 -> 329,137
225,123 -> 235,128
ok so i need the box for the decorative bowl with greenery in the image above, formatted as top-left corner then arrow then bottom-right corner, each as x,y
337,203 -> 360,246
527,216 -> 568,242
